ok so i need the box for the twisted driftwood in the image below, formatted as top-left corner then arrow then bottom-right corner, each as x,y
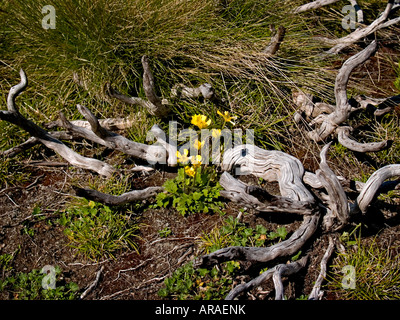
225,255 -> 309,300
0,70 -> 115,178
221,144 -> 315,203
294,41 -> 393,153
295,0 -> 400,54
74,186 -> 164,205
194,214 -> 320,267
308,236 -> 335,300
2,44 -> 400,299
219,172 -> 315,215
263,25 -> 286,56
106,55 -> 214,117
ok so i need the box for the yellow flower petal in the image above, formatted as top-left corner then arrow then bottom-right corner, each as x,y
184,166 -> 196,177
176,149 -> 190,164
191,155 -> 202,169
193,139 -> 205,150
211,128 -> 221,138
217,110 -> 237,125
191,114 -> 211,129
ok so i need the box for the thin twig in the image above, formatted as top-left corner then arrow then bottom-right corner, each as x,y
80,266 -> 105,300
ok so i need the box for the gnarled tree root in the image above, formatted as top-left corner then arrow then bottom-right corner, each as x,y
194,214 -> 320,268
74,186 -> 164,205
225,255 -> 308,300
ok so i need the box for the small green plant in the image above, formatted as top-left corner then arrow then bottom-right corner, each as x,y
0,254 -> 14,275
158,261 -> 240,300
327,232 -> 400,300
268,226 -> 288,242
0,266 -> 79,300
59,199 -> 141,261
158,227 -> 172,238
394,61 -> 400,92
199,216 -> 269,254
155,165 -> 224,216
158,216 -> 276,300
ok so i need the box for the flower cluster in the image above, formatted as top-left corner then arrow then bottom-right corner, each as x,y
176,111 -> 237,178
177,149 -> 202,177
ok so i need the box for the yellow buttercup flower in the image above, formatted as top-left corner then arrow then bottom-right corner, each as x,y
211,128 -> 221,138
191,114 -> 211,129
184,166 -> 196,177
191,155 -> 202,169
193,139 -> 205,150
217,110 -> 237,125
176,149 -> 190,164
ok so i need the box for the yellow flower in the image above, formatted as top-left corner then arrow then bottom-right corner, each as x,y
211,128 -> 221,138
184,166 -> 196,177
191,114 -> 211,129
176,149 -> 190,164
217,110 -> 237,125
191,155 -> 202,169
193,139 -> 205,150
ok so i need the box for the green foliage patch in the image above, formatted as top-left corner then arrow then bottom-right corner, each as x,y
0,266 -> 78,300
158,216 -> 288,300
58,199 -> 141,261
154,166 -> 224,216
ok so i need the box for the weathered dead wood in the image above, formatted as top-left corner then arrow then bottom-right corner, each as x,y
46,116 -> 138,131
80,266 -> 104,300
350,0 -> 364,25
106,84 -> 158,112
219,171 -> 315,215
0,130 -> 90,158
59,106 -> 170,165
106,56 -> 169,117
307,41 -> 381,144
107,56 -> 214,116
311,0 -> 400,54
141,55 -> 170,117
317,143 -> 349,231
171,83 -> 214,100
354,94 -> 400,117
148,124 -> 178,167
222,144 -> 315,204
303,171 -> 349,191
263,25 -> 286,56
293,90 -> 336,124
336,126 -> 388,152
353,164 -> 400,214
74,186 -> 164,205
293,0 -> 340,14
0,136 -> 39,157
194,213 -> 319,268
0,69 -> 115,177
308,236 -> 335,300
225,255 -> 308,300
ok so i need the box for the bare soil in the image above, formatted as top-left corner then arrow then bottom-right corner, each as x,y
1,155 -> 399,300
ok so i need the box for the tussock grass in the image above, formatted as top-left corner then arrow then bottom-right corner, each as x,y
0,0 -> 399,180
328,233 -> 400,300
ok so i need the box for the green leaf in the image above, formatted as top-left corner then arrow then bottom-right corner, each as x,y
291,250 -> 302,261
198,268 -> 209,277
163,179 -> 178,193
68,282 -> 79,292
255,225 -> 267,235
192,192 -> 202,201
